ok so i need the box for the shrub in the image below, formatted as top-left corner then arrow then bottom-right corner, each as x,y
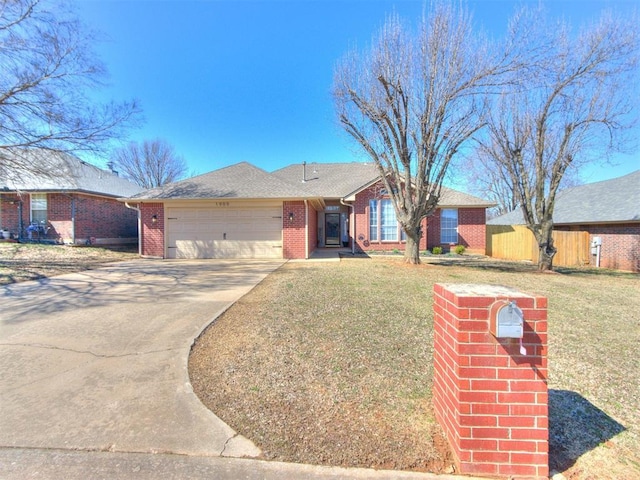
454,245 -> 465,255
432,246 -> 443,255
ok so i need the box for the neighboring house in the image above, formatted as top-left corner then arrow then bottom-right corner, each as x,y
0,151 -> 142,245
121,161 -> 493,260
488,170 -> 640,272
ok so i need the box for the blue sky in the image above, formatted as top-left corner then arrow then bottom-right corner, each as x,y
76,0 -> 639,185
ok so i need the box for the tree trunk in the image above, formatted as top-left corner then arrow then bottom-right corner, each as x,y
533,222 -> 557,271
403,224 -> 421,264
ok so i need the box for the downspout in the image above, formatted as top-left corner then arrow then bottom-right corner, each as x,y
304,200 -> 309,259
340,198 -> 355,255
125,202 -> 142,256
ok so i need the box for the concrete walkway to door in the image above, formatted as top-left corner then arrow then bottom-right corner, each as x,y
0,259 -> 284,458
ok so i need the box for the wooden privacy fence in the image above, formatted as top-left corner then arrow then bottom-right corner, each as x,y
487,225 -> 591,267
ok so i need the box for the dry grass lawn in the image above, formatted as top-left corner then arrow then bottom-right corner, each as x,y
189,257 -> 640,479
0,242 -> 138,284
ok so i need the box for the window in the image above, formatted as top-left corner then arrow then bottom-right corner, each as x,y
369,200 -> 378,241
30,193 -> 47,224
369,199 -> 404,242
440,208 -> 458,244
380,199 -> 397,241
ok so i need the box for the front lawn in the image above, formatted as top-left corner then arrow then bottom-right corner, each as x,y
189,258 -> 640,479
0,243 -> 138,284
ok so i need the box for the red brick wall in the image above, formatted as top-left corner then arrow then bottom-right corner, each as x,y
283,200 -> 306,259
433,284 -> 548,479
307,203 -> 318,255
140,203 -> 164,257
457,208 -> 487,254
47,193 -> 72,240
353,184 -> 378,253
49,194 -> 138,243
0,194 -> 23,235
0,193 -> 137,243
427,208 -> 487,254
555,223 -> 640,272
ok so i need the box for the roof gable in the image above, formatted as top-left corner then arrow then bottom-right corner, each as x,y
1,150 -> 142,198
438,186 -> 496,207
488,170 -> 640,225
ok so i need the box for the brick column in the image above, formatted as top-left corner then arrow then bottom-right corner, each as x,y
283,201 -> 306,259
433,284 -> 548,479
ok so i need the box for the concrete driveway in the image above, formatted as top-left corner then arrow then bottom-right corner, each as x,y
0,259 -> 284,458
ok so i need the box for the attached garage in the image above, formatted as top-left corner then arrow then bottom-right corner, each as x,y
165,203 -> 283,259
121,162 -> 321,260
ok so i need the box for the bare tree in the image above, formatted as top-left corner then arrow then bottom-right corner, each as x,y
463,153 -> 519,218
478,7 -> 639,271
0,0 -> 141,179
333,3 -> 517,264
111,139 -> 188,189
464,144 -> 582,219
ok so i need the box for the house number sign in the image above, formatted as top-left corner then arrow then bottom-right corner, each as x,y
214,202 -> 230,207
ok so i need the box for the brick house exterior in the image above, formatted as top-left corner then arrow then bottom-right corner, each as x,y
351,183 -> 488,255
127,162 -> 493,260
489,170 -> 640,272
0,151 -> 142,245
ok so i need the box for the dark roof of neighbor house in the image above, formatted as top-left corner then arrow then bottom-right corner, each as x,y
1,150 -> 142,198
127,161 -> 313,200
273,162 -> 495,207
488,169 -> 640,225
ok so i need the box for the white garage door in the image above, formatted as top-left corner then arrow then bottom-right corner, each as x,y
165,205 -> 283,259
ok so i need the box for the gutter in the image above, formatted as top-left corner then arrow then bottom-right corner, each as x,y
124,202 -> 142,256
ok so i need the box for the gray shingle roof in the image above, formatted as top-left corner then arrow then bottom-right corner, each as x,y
1,150 -> 142,198
129,160 -> 495,207
272,162 -> 381,198
273,162 -> 494,206
127,161 -> 312,200
438,186 -> 496,207
488,170 -> 640,225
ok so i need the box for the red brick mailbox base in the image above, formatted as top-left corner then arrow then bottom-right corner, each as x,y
433,284 -> 548,479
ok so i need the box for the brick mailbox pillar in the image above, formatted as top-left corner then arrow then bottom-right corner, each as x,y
433,284 -> 548,479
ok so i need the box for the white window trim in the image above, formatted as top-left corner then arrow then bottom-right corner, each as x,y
369,198 -> 405,243
440,208 -> 458,244
30,193 -> 47,224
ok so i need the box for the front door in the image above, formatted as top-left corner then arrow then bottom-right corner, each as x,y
325,213 -> 340,246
